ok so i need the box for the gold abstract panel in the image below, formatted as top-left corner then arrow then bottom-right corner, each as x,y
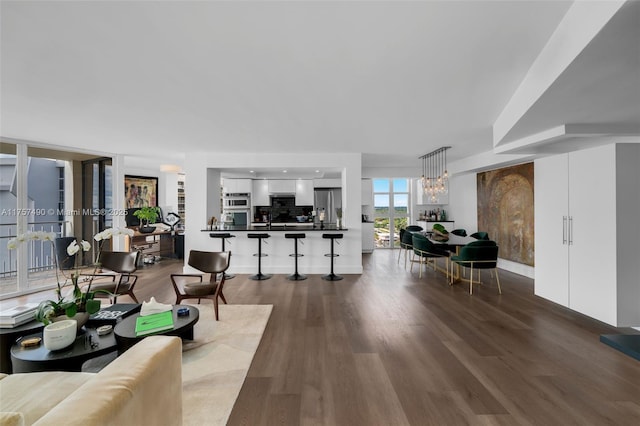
477,163 -> 534,266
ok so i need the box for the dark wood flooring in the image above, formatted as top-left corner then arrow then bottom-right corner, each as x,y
7,250 -> 640,425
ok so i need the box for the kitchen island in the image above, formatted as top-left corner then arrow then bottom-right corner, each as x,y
202,225 -> 351,276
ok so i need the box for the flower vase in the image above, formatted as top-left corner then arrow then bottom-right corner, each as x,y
54,311 -> 89,332
43,319 -> 77,351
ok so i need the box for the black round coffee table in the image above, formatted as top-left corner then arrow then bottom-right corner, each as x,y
114,305 -> 199,352
1,320 -> 44,373
10,327 -> 118,373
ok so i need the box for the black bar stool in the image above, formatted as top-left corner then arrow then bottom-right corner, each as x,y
285,233 -> 307,281
322,233 -> 344,281
209,233 -> 236,279
248,233 -> 271,281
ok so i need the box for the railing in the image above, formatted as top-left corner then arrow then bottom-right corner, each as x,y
0,221 -> 71,278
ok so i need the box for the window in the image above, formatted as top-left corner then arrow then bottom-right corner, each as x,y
373,178 -> 410,248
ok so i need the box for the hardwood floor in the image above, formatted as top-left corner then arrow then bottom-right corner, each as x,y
5,250 -> 640,425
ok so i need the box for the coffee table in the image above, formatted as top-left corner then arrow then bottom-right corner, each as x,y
0,320 -> 44,373
114,305 -> 199,352
10,327 -> 118,373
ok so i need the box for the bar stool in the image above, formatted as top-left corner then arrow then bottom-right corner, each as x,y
285,233 -> 307,281
247,233 -> 271,281
322,233 -> 343,281
209,233 -> 236,279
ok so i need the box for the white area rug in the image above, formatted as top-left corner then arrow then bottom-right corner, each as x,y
181,304 -> 273,426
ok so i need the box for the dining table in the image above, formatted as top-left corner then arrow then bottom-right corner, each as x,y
424,232 -> 477,283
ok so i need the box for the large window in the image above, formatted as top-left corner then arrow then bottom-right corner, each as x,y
0,143 -> 115,299
373,178 -> 410,248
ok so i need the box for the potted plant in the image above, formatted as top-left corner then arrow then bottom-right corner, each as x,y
134,206 -> 160,233
7,228 -> 134,328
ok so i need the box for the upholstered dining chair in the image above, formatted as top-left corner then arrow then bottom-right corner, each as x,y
470,231 -> 490,240
90,251 -> 140,303
170,250 -> 230,321
451,229 -> 467,237
406,225 -> 423,232
411,233 -> 450,279
398,228 -> 416,269
450,240 -> 501,295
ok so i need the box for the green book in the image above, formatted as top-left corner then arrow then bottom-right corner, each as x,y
134,310 -> 174,337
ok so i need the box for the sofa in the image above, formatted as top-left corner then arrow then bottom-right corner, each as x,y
0,336 -> 182,426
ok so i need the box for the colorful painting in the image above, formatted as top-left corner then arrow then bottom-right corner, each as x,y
125,175 -> 158,208
477,163 -> 534,266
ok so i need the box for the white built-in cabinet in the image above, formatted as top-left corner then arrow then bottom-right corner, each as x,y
268,179 -> 296,194
361,179 -> 373,205
535,143 -> 640,327
362,222 -> 374,253
222,178 -> 252,194
252,180 -> 270,206
295,180 -> 314,205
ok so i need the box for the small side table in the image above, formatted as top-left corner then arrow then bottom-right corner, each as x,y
0,320 -> 44,373
10,327 -> 118,373
114,305 -> 199,352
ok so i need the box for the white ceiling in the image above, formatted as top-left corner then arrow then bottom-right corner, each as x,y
1,1 -> 638,174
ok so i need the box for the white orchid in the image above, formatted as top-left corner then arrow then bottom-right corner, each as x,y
80,240 -> 91,251
7,231 -> 57,249
66,240 -> 80,256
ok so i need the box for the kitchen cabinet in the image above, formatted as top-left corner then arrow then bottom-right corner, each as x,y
252,180 -> 270,206
362,222 -> 374,253
295,179 -> 314,206
222,179 -> 252,194
361,179 -> 373,205
268,179 -> 296,194
535,144 -> 640,326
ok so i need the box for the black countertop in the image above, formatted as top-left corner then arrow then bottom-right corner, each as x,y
203,225 -> 347,232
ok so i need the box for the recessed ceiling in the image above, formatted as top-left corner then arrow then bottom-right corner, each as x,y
1,0 -> 575,170
2,1 -> 637,173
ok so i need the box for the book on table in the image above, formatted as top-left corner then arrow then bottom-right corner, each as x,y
0,303 -> 38,328
134,310 -> 174,337
88,303 -> 142,326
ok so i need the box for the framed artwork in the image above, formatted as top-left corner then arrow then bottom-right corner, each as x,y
477,163 -> 534,266
125,175 -> 158,208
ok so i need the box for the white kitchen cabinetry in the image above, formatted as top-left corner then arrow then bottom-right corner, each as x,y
295,180 -> 314,206
268,179 -> 296,194
222,178 -> 252,194
252,180 -> 270,206
361,179 -> 373,205
362,222 -> 374,253
535,144 -> 640,327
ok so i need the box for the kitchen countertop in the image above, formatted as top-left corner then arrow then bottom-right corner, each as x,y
202,224 -> 347,232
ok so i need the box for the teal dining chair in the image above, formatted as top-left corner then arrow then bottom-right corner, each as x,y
470,231 -> 489,240
450,240 -> 501,295
411,233 -> 450,279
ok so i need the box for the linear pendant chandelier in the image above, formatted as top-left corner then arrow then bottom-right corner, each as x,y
419,146 -> 450,203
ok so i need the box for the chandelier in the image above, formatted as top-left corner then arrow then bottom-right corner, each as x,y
420,147 -> 450,203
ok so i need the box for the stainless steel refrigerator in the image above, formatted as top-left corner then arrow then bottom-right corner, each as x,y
314,188 -> 342,223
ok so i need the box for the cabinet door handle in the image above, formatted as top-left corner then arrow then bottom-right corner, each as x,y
562,216 -> 567,245
568,216 -> 573,245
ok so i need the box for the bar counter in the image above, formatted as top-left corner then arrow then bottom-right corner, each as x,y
198,224 -> 354,276
202,224 -> 347,232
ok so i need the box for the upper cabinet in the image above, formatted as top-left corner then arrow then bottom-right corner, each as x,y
268,179 -> 296,194
222,178 -> 252,194
361,179 -> 372,205
252,180 -> 270,206
295,180 -> 314,206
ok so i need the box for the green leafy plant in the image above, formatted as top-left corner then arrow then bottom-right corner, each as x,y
133,206 -> 160,227
432,223 -> 448,234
